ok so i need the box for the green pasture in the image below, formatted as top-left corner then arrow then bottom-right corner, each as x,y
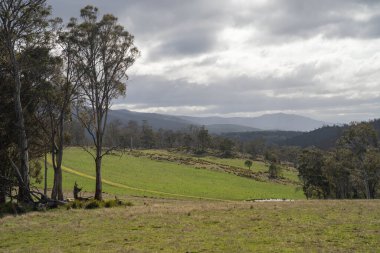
37,148 -> 304,200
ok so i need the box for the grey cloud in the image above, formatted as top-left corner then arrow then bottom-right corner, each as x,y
123,0 -> 230,59
48,0 -> 380,58
47,0 -> 128,21
48,0 -> 380,59
48,0 -> 229,58
248,0 -> 380,40
116,71 -> 380,122
149,26 -> 218,59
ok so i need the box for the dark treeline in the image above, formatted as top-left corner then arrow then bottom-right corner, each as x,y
224,118 -> 380,150
223,130 -> 302,146
284,125 -> 346,149
70,118 -> 303,168
70,119 -> 236,158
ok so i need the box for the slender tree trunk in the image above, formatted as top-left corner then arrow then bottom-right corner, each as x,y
363,171 -> 371,199
94,107 -> 103,201
52,168 -> 63,200
51,148 -> 64,201
51,141 -> 63,200
0,195 -> 5,204
95,155 -> 102,200
8,42 -> 31,203
0,183 -> 5,204
51,115 -> 65,201
44,152 -> 48,196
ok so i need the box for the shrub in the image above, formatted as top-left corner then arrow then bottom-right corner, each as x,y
125,201 -> 133,207
104,198 -> 133,208
104,199 -> 118,208
84,200 -> 103,209
269,163 -> 282,179
244,160 -> 253,169
66,200 -> 84,210
66,198 -> 133,210
194,149 -> 206,155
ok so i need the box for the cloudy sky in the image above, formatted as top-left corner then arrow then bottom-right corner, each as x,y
48,0 -> 380,123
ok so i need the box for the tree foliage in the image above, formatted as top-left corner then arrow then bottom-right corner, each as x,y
298,148 -> 330,199
0,0 -> 51,203
297,123 -> 380,199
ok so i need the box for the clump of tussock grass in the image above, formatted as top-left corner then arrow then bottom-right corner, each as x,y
104,198 -> 132,208
66,197 -> 132,210
84,199 -> 103,209
66,199 -> 84,210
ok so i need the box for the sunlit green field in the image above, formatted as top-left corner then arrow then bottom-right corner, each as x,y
38,148 -> 304,200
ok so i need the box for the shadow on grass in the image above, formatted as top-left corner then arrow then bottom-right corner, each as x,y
0,201 -> 38,218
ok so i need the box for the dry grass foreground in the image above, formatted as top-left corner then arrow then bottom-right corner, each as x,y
0,199 -> 379,252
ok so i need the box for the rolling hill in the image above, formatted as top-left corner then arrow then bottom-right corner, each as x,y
108,109 -> 329,132
223,130 -> 303,145
181,113 -> 328,132
204,124 -> 261,134
108,109 -> 193,131
283,125 -> 347,149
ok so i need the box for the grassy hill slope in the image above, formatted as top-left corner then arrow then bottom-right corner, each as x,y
39,148 -> 304,200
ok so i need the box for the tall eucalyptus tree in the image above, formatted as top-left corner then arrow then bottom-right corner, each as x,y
70,6 -> 139,200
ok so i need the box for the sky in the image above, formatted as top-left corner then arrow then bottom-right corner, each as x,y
48,0 -> 380,123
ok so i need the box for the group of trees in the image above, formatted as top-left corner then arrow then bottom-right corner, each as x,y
298,123 -> 380,199
0,0 -> 139,204
78,120 -> 236,157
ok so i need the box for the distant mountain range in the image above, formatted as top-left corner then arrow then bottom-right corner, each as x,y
180,113 -> 328,132
107,109 -> 380,149
108,110 -> 191,131
108,109 -> 329,133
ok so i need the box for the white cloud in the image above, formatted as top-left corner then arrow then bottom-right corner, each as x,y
111,104 -> 216,115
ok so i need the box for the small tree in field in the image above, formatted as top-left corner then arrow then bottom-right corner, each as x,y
268,163 -> 282,179
70,6 -> 140,200
244,160 -> 253,170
